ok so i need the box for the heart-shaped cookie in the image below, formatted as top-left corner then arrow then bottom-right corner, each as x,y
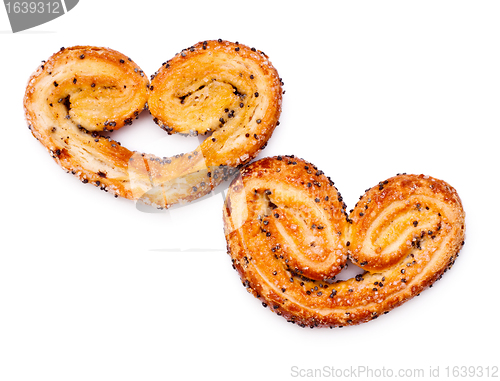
24,40 -> 283,208
223,156 -> 465,328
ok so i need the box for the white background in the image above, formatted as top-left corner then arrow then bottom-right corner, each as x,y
1,1 -> 499,380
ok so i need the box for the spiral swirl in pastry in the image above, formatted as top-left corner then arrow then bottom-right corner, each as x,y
223,156 -> 466,328
150,40 -> 282,165
24,41 -> 282,208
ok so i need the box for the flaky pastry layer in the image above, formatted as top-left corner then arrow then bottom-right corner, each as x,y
24,41 -> 282,208
223,156 -> 466,328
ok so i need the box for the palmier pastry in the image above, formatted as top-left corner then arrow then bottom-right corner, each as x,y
223,156 -> 466,328
24,41 -> 282,208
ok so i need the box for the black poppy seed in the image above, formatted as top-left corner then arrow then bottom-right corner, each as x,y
91,83 -> 95,88
413,221 -> 418,227
315,198 -> 320,203
256,119 -> 261,124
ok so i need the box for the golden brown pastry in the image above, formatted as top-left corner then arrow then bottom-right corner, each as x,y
24,41 -> 282,208
149,40 -> 283,168
223,156 -> 466,328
